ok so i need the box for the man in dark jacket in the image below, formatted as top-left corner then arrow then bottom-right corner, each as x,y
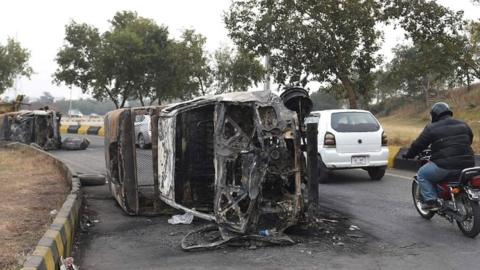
404,102 -> 475,210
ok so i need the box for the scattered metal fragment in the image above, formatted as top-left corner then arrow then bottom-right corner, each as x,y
180,224 -> 295,251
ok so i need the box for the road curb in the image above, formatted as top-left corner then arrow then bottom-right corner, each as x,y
5,143 -> 82,270
60,124 -> 104,136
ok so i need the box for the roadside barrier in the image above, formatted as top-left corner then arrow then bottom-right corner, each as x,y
391,147 -> 480,171
60,124 -> 104,136
387,146 -> 400,168
6,143 -> 82,270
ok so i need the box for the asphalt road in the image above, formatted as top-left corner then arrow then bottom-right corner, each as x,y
52,135 -> 480,270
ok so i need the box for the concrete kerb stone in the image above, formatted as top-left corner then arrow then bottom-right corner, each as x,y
60,124 -> 104,136
5,143 -> 82,270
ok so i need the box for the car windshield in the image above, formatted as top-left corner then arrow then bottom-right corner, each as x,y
331,112 -> 379,132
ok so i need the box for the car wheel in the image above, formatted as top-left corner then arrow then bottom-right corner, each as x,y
367,166 -> 386,181
138,133 -> 147,149
317,154 -> 329,184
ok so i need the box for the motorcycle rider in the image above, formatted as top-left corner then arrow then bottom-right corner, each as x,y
404,102 -> 475,210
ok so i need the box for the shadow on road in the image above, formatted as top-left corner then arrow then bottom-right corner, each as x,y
321,169 -> 374,185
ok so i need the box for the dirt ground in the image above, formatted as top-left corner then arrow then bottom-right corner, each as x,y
0,147 -> 69,270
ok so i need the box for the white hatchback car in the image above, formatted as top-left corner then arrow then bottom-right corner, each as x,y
307,109 -> 389,182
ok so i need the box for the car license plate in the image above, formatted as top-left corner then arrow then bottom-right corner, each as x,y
352,156 -> 367,166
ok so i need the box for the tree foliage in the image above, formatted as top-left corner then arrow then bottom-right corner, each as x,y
0,39 -> 33,95
225,0 -> 475,109
54,11 -> 211,108
225,0 -> 382,109
211,45 -> 265,94
377,1 -> 470,104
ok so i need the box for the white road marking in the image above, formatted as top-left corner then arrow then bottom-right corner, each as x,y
385,172 -> 413,180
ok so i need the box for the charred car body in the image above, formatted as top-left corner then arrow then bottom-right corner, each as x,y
0,109 -> 62,150
104,89 -> 315,241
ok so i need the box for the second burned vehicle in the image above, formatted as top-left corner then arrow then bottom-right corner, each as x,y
104,89 -> 316,243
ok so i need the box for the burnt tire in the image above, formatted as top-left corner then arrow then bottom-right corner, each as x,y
412,180 -> 435,220
318,154 -> 329,184
367,166 -> 386,181
78,174 -> 106,186
456,196 -> 480,238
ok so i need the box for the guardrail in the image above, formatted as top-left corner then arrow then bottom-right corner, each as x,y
5,143 -> 83,270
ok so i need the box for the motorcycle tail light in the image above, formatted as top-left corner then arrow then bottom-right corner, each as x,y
451,187 -> 461,194
470,176 -> 480,188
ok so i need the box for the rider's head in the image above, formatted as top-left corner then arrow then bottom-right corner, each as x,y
430,102 -> 453,122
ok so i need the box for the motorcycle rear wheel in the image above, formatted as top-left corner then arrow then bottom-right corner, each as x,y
456,195 -> 480,238
412,180 -> 435,219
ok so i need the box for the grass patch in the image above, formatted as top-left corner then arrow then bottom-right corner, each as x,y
0,148 -> 68,270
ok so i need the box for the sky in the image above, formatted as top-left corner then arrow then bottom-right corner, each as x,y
0,0 -> 479,100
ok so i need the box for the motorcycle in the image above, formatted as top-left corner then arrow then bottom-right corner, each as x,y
411,149 -> 480,238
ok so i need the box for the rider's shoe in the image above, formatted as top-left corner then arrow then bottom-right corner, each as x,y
422,200 -> 440,211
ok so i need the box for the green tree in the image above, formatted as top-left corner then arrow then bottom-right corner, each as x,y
457,21 -> 480,89
380,0 -> 468,103
0,39 -> 33,95
211,45 -> 265,94
165,29 -> 212,98
310,88 -> 340,110
225,0 -> 382,108
54,11 -> 191,108
381,45 -> 453,101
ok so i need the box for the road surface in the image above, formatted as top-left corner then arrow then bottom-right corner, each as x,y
51,135 -> 480,269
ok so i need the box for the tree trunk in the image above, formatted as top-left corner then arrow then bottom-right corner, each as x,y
424,79 -> 430,107
467,71 -> 471,92
341,79 -> 357,109
104,87 -> 119,108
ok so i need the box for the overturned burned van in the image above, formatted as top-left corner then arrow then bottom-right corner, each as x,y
104,90 -> 316,240
0,110 -> 62,150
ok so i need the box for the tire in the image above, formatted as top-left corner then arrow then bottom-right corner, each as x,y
367,166 -> 386,181
78,174 -> 106,186
317,154 -> 329,184
412,180 -> 435,219
138,133 -> 147,149
456,195 -> 480,238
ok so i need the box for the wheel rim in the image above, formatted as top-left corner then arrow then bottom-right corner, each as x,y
459,200 -> 474,232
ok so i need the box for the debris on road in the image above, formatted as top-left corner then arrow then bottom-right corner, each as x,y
181,224 -> 295,251
168,212 -> 194,225
50,209 -> 58,217
349,225 -> 360,231
78,174 -> 106,186
61,136 -> 90,150
60,256 -> 78,270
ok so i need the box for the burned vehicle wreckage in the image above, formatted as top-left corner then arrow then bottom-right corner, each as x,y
104,89 -> 318,249
0,109 -> 62,150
